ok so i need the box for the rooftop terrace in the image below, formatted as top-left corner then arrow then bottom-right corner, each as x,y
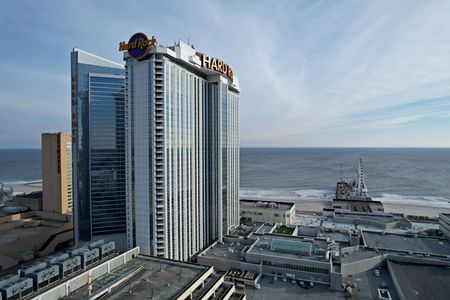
202,241 -> 247,263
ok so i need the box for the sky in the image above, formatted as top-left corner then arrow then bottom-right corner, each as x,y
0,0 -> 450,148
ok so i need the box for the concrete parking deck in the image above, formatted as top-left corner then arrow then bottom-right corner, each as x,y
363,231 -> 450,255
63,256 -> 208,300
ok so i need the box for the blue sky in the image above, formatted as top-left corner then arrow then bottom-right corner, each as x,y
1,0 -> 450,148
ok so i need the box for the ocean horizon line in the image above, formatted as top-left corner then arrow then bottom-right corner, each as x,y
1,146 -> 450,150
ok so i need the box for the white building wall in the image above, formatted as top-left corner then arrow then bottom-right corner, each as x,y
163,60 -> 208,261
132,63 -> 151,256
126,43 -> 240,261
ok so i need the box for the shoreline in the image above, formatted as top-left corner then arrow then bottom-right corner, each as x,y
5,183 -> 42,196
7,184 -> 450,218
241,196 -> 450,218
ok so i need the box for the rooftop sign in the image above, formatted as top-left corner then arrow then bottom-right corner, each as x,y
200,54 -> 233,82
119,32 -> 156,61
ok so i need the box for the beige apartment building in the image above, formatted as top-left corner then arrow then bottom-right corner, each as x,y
42,132 -> 72,214
240,199 -> 296,225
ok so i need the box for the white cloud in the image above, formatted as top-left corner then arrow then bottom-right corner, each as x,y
1,0 -> 450,147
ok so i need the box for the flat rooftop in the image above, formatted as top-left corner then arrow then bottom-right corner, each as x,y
14,191 -> 42,199
388,261 -> 450,300
244,276 -> 341,300
201,234 -> 332,263
333,199 -> 383,213
345,267 -> 400,300
203,241 -> 248,263
1,226 -> 50,245
341,249 -> 380,263
335,211 -> 405,224
255,223 -> 275,234
64,255 -> 209,300
241,199 -> 294,211
321,219 -> 355,231
363,231 -> 450,256
297,225 -> 319,237
230,224 -> 259,237
319,231 -> 349,243
295,214 -> 322,227
0,216 -> 67,245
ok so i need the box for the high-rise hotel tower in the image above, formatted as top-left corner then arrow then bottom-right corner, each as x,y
71,49 -> 127,249
42,132 -> 72,214
123,34 -> 240,260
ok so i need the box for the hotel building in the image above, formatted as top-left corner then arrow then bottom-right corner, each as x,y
71,48 -> 127,249
42,132 -> 72,214
124,38 -> 240,260
71,36 -> 240,260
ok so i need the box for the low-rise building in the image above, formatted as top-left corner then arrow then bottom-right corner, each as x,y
198,221 -> 450,295
26,247 -> 245,300
332,199 -> 384,213
387,260 -> 450,300
198,226 -> 340,289
362,230 -> 450,257
0,211 -> 73,270
240,199 -> 295,225
7,191 -> 43,211
333,210 -> 411,230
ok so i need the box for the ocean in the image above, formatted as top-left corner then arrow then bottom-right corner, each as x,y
0,149 -> 42,185
1,148 -> 449,208
241,148 -> 450,208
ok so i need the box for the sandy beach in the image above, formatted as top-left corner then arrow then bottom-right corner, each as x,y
382,202 -> 450,218
7,184 -> 450,218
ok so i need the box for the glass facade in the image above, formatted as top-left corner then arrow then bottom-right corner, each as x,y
89,75 -> 126,236
71,49 -> 126,246
271,239 -> 313,256
72,44 -> 239,258
206,82 -> 220,243
262,261 -> 330,275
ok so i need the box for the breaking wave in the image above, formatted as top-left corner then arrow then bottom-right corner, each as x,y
1,180 -> 42,187
239,188 -> 334,201
240,188 -> 450,208
373,193 -> 450,208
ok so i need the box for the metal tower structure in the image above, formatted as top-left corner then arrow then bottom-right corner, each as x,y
350,158 -> 369,199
